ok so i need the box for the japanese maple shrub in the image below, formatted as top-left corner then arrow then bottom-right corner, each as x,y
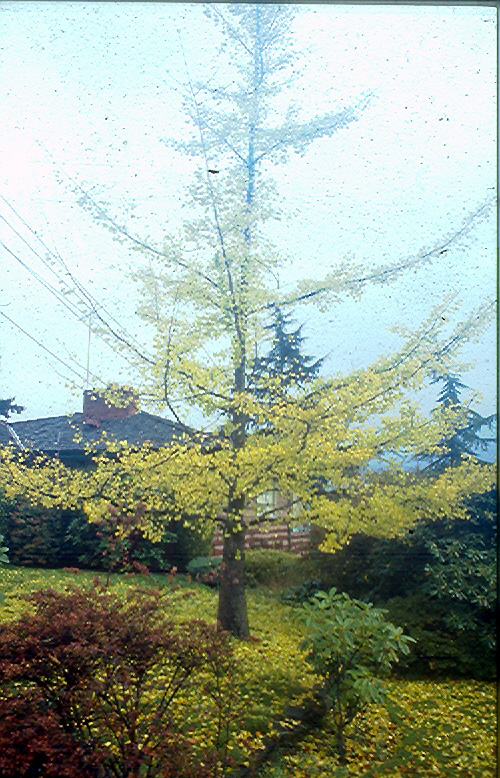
0,582 -> 237,778
299,588 -> 415,765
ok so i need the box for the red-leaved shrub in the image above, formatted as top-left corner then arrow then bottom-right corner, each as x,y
0,691 -> 99,777
0,582 -> 237,777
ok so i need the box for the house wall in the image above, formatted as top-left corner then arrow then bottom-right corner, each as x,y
211,521 -> 312,556
211,487 -> 321,556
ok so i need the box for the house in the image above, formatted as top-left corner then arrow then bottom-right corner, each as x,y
211,521 -> 316,556
0,388 -> 318,554
0,389 -> 192,467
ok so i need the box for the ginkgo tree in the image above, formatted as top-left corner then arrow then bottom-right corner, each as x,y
0,307 -> 495,637
0,4 -> 495,638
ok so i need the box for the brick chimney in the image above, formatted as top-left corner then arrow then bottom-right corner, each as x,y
83,388 -> 138,425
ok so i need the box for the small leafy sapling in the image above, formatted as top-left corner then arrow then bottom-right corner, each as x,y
299,587 -> 415,764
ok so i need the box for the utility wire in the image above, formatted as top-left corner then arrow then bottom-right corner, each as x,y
0,238 -> 85,321
0,193 -> 155,363
6,194 -> 151,356
0,310 -> 103,384
0,209 -> 83,303
0,234 -> 146,371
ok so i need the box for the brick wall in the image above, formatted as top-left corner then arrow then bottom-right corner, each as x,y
212,522 -> 314,556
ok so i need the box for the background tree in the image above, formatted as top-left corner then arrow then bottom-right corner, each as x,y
249,306 -> 324,402
418,373 -> 496,471
0,5 -> 495,638
0,398 -> 24,420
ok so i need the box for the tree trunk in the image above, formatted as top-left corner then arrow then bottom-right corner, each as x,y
217,508 -> 250,639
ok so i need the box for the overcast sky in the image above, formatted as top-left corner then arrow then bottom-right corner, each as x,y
0,2 -> 496,426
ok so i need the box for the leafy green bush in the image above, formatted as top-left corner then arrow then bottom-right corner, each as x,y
0,533 -> 8,565
415,493 -> 496,610
299,587 -> 415,765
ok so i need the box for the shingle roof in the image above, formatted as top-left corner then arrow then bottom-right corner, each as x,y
0,412 -> 191,454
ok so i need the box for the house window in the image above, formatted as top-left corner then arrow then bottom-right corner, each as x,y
291,523 -> 310,534
256,480 -> 279,518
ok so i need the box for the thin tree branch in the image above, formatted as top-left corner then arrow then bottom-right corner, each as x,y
248,197 -> 495,316
177,31 -> 245,353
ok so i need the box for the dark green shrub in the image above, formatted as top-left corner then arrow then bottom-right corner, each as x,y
313,491 -> 497,680
187,556 -> 222,586
0,532 -> 8,565
0,496 -> 80,568
388,493 -> 496,679
281,578 -> 323,604
311,533 -> 428,604
318,490 -> 497,607
162,519 -> 214,571
0,490 -> 212,573
384,591 -> 496,680
67,510 -> 213,574
66,508 -> 175,573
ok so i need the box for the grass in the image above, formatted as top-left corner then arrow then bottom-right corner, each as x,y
0,565 -> 496,776
260,680 -> 497,776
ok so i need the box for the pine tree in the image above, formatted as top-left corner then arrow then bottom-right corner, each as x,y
420,373 -> 496,471
0,399 -> 24,420
250,305 -> 324,401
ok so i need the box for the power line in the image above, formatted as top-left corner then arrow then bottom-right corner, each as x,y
0,309 -> 102,384
0,238 -> 85,321
1,233 -> 149,375
5,192 -> 151,353
0,193 -> 156,364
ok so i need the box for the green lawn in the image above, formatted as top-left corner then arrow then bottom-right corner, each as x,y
0,566 -> 496,777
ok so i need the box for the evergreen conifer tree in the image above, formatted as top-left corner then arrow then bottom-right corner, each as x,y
420,373 -> 496,471
0,399 -> 24,420
250,305 -> 324,400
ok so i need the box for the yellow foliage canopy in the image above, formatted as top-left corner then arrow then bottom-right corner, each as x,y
0,326 -> 495,552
